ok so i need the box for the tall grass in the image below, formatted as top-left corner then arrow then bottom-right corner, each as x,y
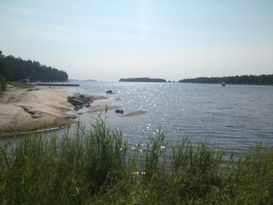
1,120 -> 273,204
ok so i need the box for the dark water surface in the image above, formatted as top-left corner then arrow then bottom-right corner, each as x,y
64,81 -> 273,154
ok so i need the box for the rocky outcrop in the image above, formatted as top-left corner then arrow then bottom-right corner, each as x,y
67,94 -> 93,110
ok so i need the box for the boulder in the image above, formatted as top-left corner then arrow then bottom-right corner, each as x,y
115,109 -> 124,114
106,90 -> 113,94
67,96 -> 84,107
79,94 -> 93,103
68,94 -> 94,110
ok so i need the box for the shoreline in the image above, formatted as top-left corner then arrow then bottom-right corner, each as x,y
0,85 -> 109,137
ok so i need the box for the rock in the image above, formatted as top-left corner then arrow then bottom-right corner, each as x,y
67,94 -> 95,110
78,94 -> 93,103
106,90 -> 113,94
71,115 -> 77,119
67,96 -> 84,107
115,109 -> 124,114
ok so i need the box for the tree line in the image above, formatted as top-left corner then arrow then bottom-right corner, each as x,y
179,74 -> 273,85
0,50 -> 68,90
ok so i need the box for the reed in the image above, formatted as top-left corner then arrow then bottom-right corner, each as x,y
1,120 -> 273,204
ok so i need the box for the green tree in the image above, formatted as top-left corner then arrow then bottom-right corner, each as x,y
0,50 -> 68,82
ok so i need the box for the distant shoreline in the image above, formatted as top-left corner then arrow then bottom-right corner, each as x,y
119,77 -> 166,82
35,83 -> 80,86
179,82 -> 273,86
117,81 -> 273,86
179,74 -> 273,85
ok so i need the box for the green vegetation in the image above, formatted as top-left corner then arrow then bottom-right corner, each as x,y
119,77 -> 167,82
179,74 -> 273,85
0,50 -> 68,82
1,120 -> 273,204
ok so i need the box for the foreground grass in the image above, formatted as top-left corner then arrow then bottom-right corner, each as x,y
1,120 -> 273,205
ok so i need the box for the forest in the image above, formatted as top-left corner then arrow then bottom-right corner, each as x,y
179,74 -> 273,85
0,50 -> 68,90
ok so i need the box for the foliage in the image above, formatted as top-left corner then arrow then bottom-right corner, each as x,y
1,121 -> 273,204
179,74 -> 273,85
0,50 -> 68,82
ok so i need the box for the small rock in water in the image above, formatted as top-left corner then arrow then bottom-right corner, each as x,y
106,90 -> 113,94
71,115 -> 77,119
115,109 -> 124,114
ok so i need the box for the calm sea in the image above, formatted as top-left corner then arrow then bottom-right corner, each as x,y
65,81 -> 273,154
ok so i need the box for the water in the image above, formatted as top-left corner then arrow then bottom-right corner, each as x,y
63,81 -> 273,154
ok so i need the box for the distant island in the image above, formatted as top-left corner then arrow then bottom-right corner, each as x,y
85,79 -> 97,81
179,74 -> 273,85
119,77 -> 166,82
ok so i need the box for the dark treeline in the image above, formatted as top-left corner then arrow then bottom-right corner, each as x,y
119,77 -> 166,82
0,50 -> 68,84
179,74 -> 273,85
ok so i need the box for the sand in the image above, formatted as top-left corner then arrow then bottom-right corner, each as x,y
0,86 -> 75,137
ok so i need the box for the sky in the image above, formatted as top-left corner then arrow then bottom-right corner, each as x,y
0,0 -> 273,81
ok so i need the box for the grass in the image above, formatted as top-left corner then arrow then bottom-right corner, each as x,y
1,119 -> 273,204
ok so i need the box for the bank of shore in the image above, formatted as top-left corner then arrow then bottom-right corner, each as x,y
0,85 -> 76,137
0,85 -> 112,137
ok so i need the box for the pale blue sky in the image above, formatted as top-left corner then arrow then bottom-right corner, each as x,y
0,0 -> 273,81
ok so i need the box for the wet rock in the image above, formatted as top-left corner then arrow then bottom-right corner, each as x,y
115,109 -> 124,114
79,94 -> 93,103
67,96 -> 83,107
106,90 -> 113,94
67,94 -> 93,110
71,115 -> 78,119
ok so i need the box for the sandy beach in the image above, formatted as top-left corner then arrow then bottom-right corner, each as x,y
0,85 -> 77,137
